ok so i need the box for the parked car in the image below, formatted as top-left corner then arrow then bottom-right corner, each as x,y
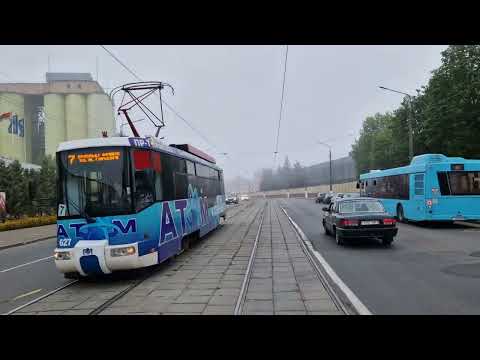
226,195 -> 239,205
239,194 -> 249,201
341,192 -> 361,199
322,197 -> 398,246
315,193 -> 326,203
323,192 -> 336,204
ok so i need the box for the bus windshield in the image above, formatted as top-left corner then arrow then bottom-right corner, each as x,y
58,147 -> 132,217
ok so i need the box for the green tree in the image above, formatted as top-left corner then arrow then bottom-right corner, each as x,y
3,161 -> 29,218
34,155 -> 57,215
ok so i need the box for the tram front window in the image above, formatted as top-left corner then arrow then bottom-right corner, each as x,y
58,147 -> 132,217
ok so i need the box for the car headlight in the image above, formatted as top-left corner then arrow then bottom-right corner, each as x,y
110,246 -> 136,257
54,250 -> 72,260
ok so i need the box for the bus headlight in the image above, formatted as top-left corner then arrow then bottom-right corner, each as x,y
110,246 -> 136,257
54,250 -> 72,260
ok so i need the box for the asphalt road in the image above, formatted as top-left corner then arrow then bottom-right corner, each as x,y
0,203 -> 247,315
279,198 -> 480,315
0,238 -> 68,314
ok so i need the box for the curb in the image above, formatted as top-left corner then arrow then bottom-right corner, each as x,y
280,205 -> 372,315
454,221 -> 480,229
0,236 -> 56,252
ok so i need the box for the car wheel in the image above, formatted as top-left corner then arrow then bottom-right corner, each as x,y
335,229 -> 344,245
382,235 -> 394,247
323,220 -> 330,235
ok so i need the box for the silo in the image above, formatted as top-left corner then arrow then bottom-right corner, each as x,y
87,93 -> 116,138
0,93 -> 26,163
44,94 -> 66,157
65,94 -> 88,141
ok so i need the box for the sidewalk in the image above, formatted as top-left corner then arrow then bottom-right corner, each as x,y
242,201 -> 340,314
0,224 -> 56,250
14,200 -> 341,315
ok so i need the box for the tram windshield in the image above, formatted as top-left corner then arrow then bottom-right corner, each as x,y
57,147 -> 132,217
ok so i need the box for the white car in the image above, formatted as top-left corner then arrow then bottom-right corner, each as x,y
239,194 -> 249,201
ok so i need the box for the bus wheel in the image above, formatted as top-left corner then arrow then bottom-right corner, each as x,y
397,204 -> 406,223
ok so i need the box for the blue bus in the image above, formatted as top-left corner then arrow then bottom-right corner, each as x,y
358,154 -> 480,222
53,136 -> 226,278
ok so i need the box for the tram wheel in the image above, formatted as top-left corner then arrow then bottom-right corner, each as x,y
64,272 -> 81,280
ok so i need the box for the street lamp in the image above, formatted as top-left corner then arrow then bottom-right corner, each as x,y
317,141 -> 333,191
379,86 -> 414,161
316,133 -> 354,192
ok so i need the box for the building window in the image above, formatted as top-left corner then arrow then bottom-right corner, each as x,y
67,84 -> 71,89
77,84 -> 82,89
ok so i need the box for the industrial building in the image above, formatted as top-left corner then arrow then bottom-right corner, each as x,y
0,73 -> 116,166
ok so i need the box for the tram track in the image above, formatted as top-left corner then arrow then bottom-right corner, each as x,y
234,202 -> 267,315
6,200 -> 265,315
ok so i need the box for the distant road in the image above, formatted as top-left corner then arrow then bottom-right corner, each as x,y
280,198 -> 480,314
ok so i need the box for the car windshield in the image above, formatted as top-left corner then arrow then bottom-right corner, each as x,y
339,200 -> 384,213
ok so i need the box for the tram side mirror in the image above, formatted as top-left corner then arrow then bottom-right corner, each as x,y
322,207 -> 329,212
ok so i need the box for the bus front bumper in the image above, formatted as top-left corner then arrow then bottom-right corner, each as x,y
54,240 -> 158,276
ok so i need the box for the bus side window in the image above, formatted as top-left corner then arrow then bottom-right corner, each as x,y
414,174 -> 424,196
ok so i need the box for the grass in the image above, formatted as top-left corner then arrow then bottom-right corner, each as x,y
0,215 -> 56,232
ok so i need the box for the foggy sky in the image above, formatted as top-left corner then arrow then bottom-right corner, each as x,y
0,45 -> 447,180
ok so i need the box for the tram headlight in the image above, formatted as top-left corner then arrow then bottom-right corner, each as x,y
54,250 -> 72,260
110,246 -> 136,257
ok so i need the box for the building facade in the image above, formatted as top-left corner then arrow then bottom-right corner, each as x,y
0,73 -> 116,165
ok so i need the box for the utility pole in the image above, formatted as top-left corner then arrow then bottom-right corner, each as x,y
318,141 -> 333,192
379,86 -> 414,161
328,147 -> 332,191
407,96 -> 414,161
96,56 -> 99,82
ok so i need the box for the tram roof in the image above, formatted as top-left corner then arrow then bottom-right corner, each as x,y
57,137 -> 222,171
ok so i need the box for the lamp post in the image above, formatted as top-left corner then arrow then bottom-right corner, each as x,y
317,141 -> 333,191
379,86 -> 414,161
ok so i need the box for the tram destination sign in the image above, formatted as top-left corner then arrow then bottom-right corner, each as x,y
68,151 -> 121,165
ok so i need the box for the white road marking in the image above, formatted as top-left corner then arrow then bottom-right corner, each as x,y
12,288 -> 43,301
4,280 -> 78,315
281,206 -> 372,315
0,256 -> 54,273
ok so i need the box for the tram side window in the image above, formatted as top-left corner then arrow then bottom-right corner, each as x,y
174,173 -> 189,199
133,150 -> 155,212
152,152 -> 163,201
186,160 -> 195,175
196,163 -> 210,178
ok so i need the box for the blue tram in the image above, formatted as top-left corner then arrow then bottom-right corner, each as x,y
54,136 -> 226,278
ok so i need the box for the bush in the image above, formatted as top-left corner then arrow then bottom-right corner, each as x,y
0,215 -> 57,232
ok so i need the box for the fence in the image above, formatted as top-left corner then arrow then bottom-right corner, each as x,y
250,180 -> 358,199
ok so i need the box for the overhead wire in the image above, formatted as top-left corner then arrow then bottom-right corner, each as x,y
273,45 -> 289,168
99,45 -> 223,154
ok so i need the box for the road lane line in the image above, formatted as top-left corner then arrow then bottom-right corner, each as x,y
12,288 -> 43,301
280,205 -> 372,315
0,256 -> 54,273
4,280 -> 78,315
